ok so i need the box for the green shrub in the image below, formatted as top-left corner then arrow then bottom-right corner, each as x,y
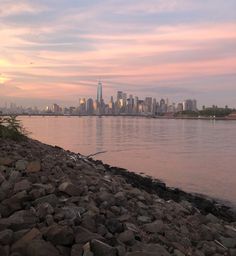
0,115 -> 28,141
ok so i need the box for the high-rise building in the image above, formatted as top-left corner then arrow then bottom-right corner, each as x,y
86,98 -> 94,115
183,99 -> 197,111
97,81 -> 103,104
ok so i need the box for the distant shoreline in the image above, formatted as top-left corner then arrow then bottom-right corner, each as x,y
1,113 -> 236,121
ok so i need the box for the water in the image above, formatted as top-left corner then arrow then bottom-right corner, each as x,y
20,116 -> 236,206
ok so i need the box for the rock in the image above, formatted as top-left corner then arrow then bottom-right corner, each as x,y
0,157 -> 14,166
97,191 -> 115,205
118,230 -> 135,245
33,194 -> 59,207
58,182 -> 83,196
15,160 -> 28,171
219,236 -> 236,248
0,245 -> 9,256
45,224 -> 74,245
206,213 -> 219,224
71,244 -> 83,256
0,229 -> 13,245
36,203 -> 54,219
13,180 -> 32,193
9,171 -> 21,183
26,239 -> 60,256
0,173 -> 5,184
75,226 -> 103,244
143,220 -> 164,234
174,249 -> 185,256
2,191 -> 28,216
26,160 -> 41,173
105,218 -> 124,234
90,239 -> 117,256
137,216 -> 152,224
11,228 -> 41,253
3,210 -> 37,231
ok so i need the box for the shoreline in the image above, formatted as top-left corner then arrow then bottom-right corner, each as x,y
2,113 -> 236,121
1,137 -> 236,255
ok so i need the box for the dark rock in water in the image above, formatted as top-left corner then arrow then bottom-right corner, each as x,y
90,239 -> 117,256
26,239 -> 60,256
45,224 -> 74,245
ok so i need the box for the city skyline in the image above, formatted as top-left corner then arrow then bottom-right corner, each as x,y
0,1 -> 236,107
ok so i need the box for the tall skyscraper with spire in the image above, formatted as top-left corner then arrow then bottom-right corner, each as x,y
97,81 -> 103,104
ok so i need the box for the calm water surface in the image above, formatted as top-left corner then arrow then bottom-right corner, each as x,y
20,116 -> 236,206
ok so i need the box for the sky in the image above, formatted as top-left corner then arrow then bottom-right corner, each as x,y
0,0 -> 236,108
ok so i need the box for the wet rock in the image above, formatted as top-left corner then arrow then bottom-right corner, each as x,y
45,224 -> 74,245
0,229 -> 13,245
26,239 -> 60,256
26,160 -> 41,173
90,239 -> 117,256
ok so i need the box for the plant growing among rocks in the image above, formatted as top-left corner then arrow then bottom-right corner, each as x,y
0,115 -> 28,141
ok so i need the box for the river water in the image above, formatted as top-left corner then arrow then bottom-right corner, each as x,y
20,116 -> 236,206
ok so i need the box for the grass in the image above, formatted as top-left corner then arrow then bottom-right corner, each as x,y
0,115 -> 28,141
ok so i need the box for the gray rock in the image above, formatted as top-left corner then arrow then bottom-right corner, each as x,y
26,239 -> 60,256
206,213 -> 219,224
15,160 -> 28,171
90,239 -> 117,256
45,224 -> 74,245
9,171 -> 21,183
0,172 -> 5,184
0,229 -> 13,245
26,160 -> 41,173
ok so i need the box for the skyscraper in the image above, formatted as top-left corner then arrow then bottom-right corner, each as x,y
97,81 -> 103,104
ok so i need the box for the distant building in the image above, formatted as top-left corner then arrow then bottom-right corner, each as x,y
183,99 -> 197,111
86,98 -> 94,115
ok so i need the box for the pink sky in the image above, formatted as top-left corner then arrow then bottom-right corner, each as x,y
0,0 -> 236,107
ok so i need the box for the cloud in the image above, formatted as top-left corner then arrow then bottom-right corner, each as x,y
0,0 -> 236,107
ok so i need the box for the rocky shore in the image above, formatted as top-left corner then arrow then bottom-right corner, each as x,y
0,138 -> 236,256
